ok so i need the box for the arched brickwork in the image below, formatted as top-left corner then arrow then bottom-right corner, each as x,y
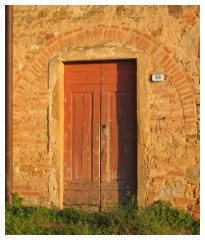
12,23 -> 200,216
13,24 -> 197,135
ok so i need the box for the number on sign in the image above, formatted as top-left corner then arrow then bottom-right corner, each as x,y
151,73 -> 165,82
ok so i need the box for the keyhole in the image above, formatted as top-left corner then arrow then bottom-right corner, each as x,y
102,124 -> 106,130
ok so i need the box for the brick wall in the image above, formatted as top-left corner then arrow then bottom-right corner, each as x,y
12,5 -> 200,218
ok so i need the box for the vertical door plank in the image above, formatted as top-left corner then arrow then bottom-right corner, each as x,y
82,93 -> 92,182
110,92 -> 118,181
64,92 -> 72,181
72,93 -> 83,181
93,91 -> 100,182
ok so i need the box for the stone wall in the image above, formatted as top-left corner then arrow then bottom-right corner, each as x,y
12,5 -> 200,218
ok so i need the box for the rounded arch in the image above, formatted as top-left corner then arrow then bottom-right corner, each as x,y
13,24 -> 197,134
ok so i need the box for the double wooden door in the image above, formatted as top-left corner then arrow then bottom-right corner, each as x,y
64,60 -> 136,210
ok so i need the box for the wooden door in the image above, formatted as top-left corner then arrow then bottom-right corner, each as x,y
64,61 -> 136,209
101,61 -> 137,208
64,63 -> 101,209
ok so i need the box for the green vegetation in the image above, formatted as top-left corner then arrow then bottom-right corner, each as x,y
5,192 -> 199,235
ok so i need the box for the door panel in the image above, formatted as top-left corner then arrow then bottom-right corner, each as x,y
102,61 -> 136,84
101,61 -> 136,208
101,84 -> 136,208
64,61 -> 136,209
64,82 -> 100,207
64,62 -> 101,85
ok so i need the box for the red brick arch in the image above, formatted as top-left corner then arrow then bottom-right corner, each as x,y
13,24 -> 197,134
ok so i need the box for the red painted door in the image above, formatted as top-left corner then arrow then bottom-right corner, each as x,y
101,62 -> 137,208
64,63 -> 101,209
64,61 -> 136,209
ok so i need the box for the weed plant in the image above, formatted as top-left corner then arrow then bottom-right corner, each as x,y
5,193 -> 200,235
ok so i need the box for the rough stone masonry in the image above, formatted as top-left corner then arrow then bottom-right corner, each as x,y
12,5 -> 200,218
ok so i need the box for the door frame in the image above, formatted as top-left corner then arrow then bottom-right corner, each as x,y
49,56 -> 148,209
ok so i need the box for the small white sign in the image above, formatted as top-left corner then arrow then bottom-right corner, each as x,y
151,73 -> 165,82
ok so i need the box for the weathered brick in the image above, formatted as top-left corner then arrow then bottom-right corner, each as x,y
121,26 -> 130,31
142,33 -> 152,41
180,95 -> 193,101
185,120 -> 197,125
137,38 -> 149,51
168,171 -> 184,177
175,198 -> 196,205
29,179 -> 47,190
110,25 -> 119,29
191,204 -> 200,213
145,44 -> 158,55
192,212 -> 200,219
163,46 -> 172,54
129,35 -> 140,45
23,125 -> 47,131
74,27 -> 83,33
153,176 -> 165,183
195,95 -> 200,105
182,13 -> 195,19
159,54 -> 170,65
148,191 -> 157,199
161,58 -> 173,68
19,191 -> 48,197
13,179 -> 29,186
45,33 -> 54,40
184,114 -> 197,121
185,19 -> 195,27
194,6 -> 200,16
13,184 -> 32,191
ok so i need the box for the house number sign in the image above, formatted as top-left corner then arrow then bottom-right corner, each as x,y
151,73 -> 165,82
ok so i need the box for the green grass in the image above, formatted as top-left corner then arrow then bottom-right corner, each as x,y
5,192 -> 200,235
